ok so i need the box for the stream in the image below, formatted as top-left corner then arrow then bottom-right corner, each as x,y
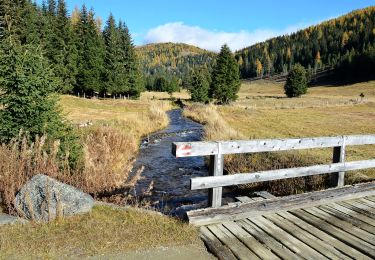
131,109 -> 235,216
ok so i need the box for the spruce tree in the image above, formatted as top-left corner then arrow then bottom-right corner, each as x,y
118,21 -> 143,98
0,39 -> 82,167
210,44 -> 240,104
284,64 -> 308,98
190,67 -> 210,103
103,14 -> 122,96
54,0 -> 78,92
75,6 -> 104,96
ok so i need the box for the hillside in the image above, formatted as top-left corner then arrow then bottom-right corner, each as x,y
136,43 -> 216,87
236,6 -> 375,82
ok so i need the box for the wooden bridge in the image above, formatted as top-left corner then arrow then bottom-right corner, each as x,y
172,135 -> 375,259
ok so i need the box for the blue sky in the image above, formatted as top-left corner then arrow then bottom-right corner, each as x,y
37,0 -> 375,51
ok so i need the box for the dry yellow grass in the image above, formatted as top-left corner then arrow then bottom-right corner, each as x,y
60,95 -> 171,139
185,80 -> 375,185
140,89 -> 191,101
0,206 -> 202,259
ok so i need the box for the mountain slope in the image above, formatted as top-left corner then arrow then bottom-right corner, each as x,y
235,6 -> 375,81
136,42 -> 216,82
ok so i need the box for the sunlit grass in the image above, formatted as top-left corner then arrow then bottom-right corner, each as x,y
0,206 -> 202,259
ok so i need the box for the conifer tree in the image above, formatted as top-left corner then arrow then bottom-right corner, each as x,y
75,6 -> 104,96
190,67 -> 210,103
118,21 -> 143,98
103,14 -> 122,96
284,64 -> 308,98
210,44 -> 240,104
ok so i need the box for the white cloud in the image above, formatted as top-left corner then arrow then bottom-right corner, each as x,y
143,22 -> 310,52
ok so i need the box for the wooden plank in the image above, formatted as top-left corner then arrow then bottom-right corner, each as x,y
322,203 -> 375,226
291,209 -> 375,257
208,148 -> 224,208
365,196 -> 375,202
249,216 -> 325,259
208,224 -> 260,260
277,211 -> 372,259
199,226 -> 237,260
358,198 -> 375,209
254,191 -> 276,199
221,221 -> 280,259
187,182 -> 375,226
172,135 -> 375,157
338,201 -> 375,219
265,213 -> 350,259
318,205 -> 375,234
236,219 -> 300,260
235,196 -> 253,203
304,207 -> 375,244
331,142 -> 346,187
190,160 -> 375,190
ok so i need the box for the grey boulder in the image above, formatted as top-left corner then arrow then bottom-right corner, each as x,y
0,213 -> 28,225
14,174 -> 94,221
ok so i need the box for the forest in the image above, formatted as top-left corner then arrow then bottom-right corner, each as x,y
1,0 -> 143,98
136,43 -> 216,91
235,6 -> 375,82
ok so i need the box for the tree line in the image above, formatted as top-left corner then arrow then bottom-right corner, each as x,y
1,0 -> 142,98
236,6 -> 375,82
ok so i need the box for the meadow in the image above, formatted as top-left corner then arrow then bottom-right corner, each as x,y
184,80 -> 375,192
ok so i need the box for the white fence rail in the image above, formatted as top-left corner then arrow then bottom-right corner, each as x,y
172,135 -> 375,208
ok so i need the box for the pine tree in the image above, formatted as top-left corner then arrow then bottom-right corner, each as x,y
284,64 -> 308,98
103,13 -> 122,96
190,67 -> 210,103
75,6 -> 104,96
118,21 -> 143,98
0,39 -> 82,167
210,44 -> 241,104
51,0 -> 78,92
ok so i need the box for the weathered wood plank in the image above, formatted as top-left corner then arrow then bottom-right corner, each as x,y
191,160 -> 375,190
358,198 -> 375,209
265,213 -> 350,259
322,203 -> 375,226
277,211 -> 372,259
199,226 -> 237,260
221,221 -> 280,259
304,207 -> 375,244
249,216 -> 325,259
172,135 -> 375,157
188,182 -> 375,226
318,204 -> 375,234
338,201 -> 375,219
236,219 -> 301,260
254,191 -> 276,199
208,224 -> 260,260
208,151 -> 224,208
291,209 -> 375,257
331,143 -> 346,187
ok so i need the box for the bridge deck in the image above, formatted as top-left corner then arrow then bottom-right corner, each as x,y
200,194 -> 375,260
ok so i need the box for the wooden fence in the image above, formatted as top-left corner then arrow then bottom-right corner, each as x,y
172,135 -> 375,208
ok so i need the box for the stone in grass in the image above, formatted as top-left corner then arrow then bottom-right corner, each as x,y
0,213 -> 28,225
14,174 -> 94,222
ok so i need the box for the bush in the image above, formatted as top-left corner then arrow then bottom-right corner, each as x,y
284,64 -> 308,98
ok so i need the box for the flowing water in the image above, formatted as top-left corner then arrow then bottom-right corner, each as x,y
131,109 -> 210,215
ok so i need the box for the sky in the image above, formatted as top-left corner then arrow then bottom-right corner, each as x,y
37,0 -> 375,52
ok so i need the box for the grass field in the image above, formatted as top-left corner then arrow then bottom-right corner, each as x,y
0,206 -> 203,259
185,80 -> 375,184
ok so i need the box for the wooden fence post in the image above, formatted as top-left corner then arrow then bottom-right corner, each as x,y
331,137 -> 346,187
208,142 -> 223,208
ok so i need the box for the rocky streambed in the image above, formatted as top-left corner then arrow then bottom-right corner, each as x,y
131,109 -> 209,216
